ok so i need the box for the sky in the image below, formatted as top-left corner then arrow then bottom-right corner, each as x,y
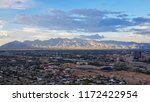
0,0 -> 150,45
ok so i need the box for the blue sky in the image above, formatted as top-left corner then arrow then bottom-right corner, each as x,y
0,0 -> 150,45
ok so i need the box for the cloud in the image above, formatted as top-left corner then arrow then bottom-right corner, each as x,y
116,16 -> 150,35
0,31 -> 8,37
33,30 -> 78,40
70,9 -> 107,17
15,9 -> 133,33
0,20 -> 8,38
133,17 -> 150,25
14,8 -> 150,36
0,0 -> 32,9
22,27 -> 39,33
78,34 -> 104,40
121,22 -> 150,35
0,26 -> 79,42
117,14 -> 129,18
0,20 -> 4,29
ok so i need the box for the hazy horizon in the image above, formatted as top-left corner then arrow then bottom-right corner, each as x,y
0,0 -> 150,46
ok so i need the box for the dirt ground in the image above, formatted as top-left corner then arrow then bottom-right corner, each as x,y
73,69 -> 150,85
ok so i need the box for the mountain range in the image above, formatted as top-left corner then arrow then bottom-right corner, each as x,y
0,38 -> 150,49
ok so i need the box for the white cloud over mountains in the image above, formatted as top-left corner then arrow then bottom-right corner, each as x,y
15,9 -> 150,35
78,34 -> 104,40
0,8 -> 150,44
15,9 -> 131,32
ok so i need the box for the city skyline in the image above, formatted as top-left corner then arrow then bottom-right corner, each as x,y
0,0 -> 150,46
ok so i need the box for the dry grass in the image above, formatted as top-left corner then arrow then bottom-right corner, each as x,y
73,69 -> 150,85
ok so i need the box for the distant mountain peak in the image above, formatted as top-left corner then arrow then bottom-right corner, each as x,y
0,38 -> 150,49
0,41 -> 31,49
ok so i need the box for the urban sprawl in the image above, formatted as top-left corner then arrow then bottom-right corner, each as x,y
0,50 -> 150,85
